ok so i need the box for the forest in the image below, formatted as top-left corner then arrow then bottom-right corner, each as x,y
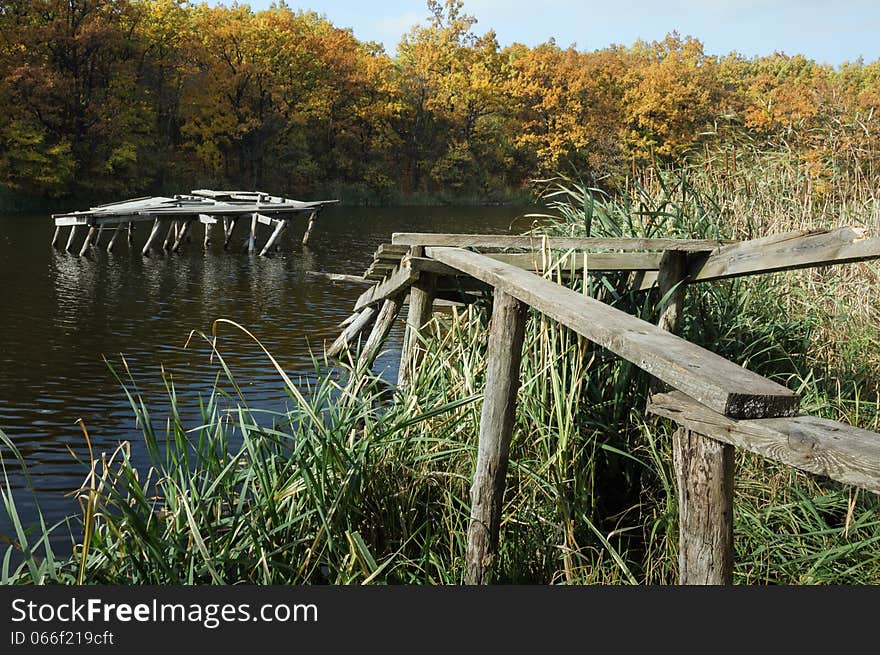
2,0 -> 880,204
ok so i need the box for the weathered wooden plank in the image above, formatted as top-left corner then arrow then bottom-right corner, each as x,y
394,233 -> 731,251
690,227 -> 880,282
354,265 -> 420,311
358,294 -> 405,370
326,306 -> 378,358
649,391 -> 880,494
673,427 -> 735,584
489,251 -> 664,272
198,214 -> 218,225
428,247 -> 799,419
306,271 -> 374,286
466,289 -> 528,584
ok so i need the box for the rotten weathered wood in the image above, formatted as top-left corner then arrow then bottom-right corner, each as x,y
358,294 -> 405,370
162,221 -> 176,251
428,247 -> 799,419
326,306 -> 378,359
354,264 -> 420,311
690,226 -> 880,282
259,219 -> 287,256
141,218 -> 161,255
397,264 -> 436,390
223,217 -> 239,249
649,391 -> 880,494
466,289 -> 528,585
302,211 -> 317,246
248,213 -> 258,253
673,426 -> 735,585
106,224 -> 122,253
394,233 -> 732,251
64,225 -> 78,252
306,271 -> 374,286
491,251 -> 664,272
78,226 -> 97,257
171,218 -> 193,253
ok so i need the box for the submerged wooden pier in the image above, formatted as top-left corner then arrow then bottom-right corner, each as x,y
51,190 -> 338,256
317,226 -> 880,585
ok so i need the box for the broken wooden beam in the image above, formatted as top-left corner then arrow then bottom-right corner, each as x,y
427,247 -> 799,419
648,390 -> 880,494
690,226 -> 880,282
327,307 -> 378,358
354,264 -> 420,311
306,271 -> 374,286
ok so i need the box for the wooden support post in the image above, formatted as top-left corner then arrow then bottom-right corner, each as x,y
78,226 -> 97,257
673,427 -> 735,585
51,226 -> 61,248
64,225 -> 78,252
162,221 -> 176,251
171,218 -> 192,253
397,267 -> 436,391
223,217 -> 238,249
95,225 -> 104,248
465,290 -> 528,585
248,213 -> 257,253
203,218 -> 211,249
649,250 -> 689,399
106,224 -> 122,253
127,222 -> 134,246
327,307 -> 378,358
301,211 -> 317,246
142,218 -> 161,256
259,219 -> 287,256
357,294 -> 405,371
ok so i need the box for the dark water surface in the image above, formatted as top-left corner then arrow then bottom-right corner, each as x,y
0,205 -> 537,541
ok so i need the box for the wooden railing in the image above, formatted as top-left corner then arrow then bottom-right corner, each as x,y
324,226 -> 880,584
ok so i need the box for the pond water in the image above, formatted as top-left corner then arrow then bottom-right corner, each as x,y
0,204 -> 540,543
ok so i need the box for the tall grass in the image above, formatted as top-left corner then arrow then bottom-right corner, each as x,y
3,150 -> 880,584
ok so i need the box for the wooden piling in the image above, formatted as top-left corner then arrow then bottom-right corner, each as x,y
673,427 -> 734,585
142,218 -> 161,256
171,218 -> 192,253
302,211 -> 317,246
465,290 -> 528,585
223,217 -> 238,249
398,248 -> 435,390
127,222 -> 134,246
162,221 -> 176,251
248,213 -> 257,253
358,294 -> 405,371
106,224 -> 122,253
259,219 -> 287,256
64,225 -> 78,252
78,226 -> 97,257
51,226 -> 61,248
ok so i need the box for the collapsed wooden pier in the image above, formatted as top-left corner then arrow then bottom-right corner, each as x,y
318,226 -> 880,584
51,190 -> 337,256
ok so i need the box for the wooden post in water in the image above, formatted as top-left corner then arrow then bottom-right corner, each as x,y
78,226 -> 97,257
358,294 -> 405,371
652,249 -> 734,585
223,217 -> 238,250
398,248 -> 435,391
127,222 -> 134,246
51,226 -> 61,248
673,427 -> 734,585
162,221 -> 176,251
65,225 -> 78,252
106,224 -> 122,253
259,219 -> 287,256
327,307 -> 379,358
142,218 -> 161,256
465,289 -> 527,585
302,211 -> 317,246
248,213 -> 258,253
171,218 -> 192,253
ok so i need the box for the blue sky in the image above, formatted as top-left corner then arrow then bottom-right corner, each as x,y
213,1 -> 880,65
